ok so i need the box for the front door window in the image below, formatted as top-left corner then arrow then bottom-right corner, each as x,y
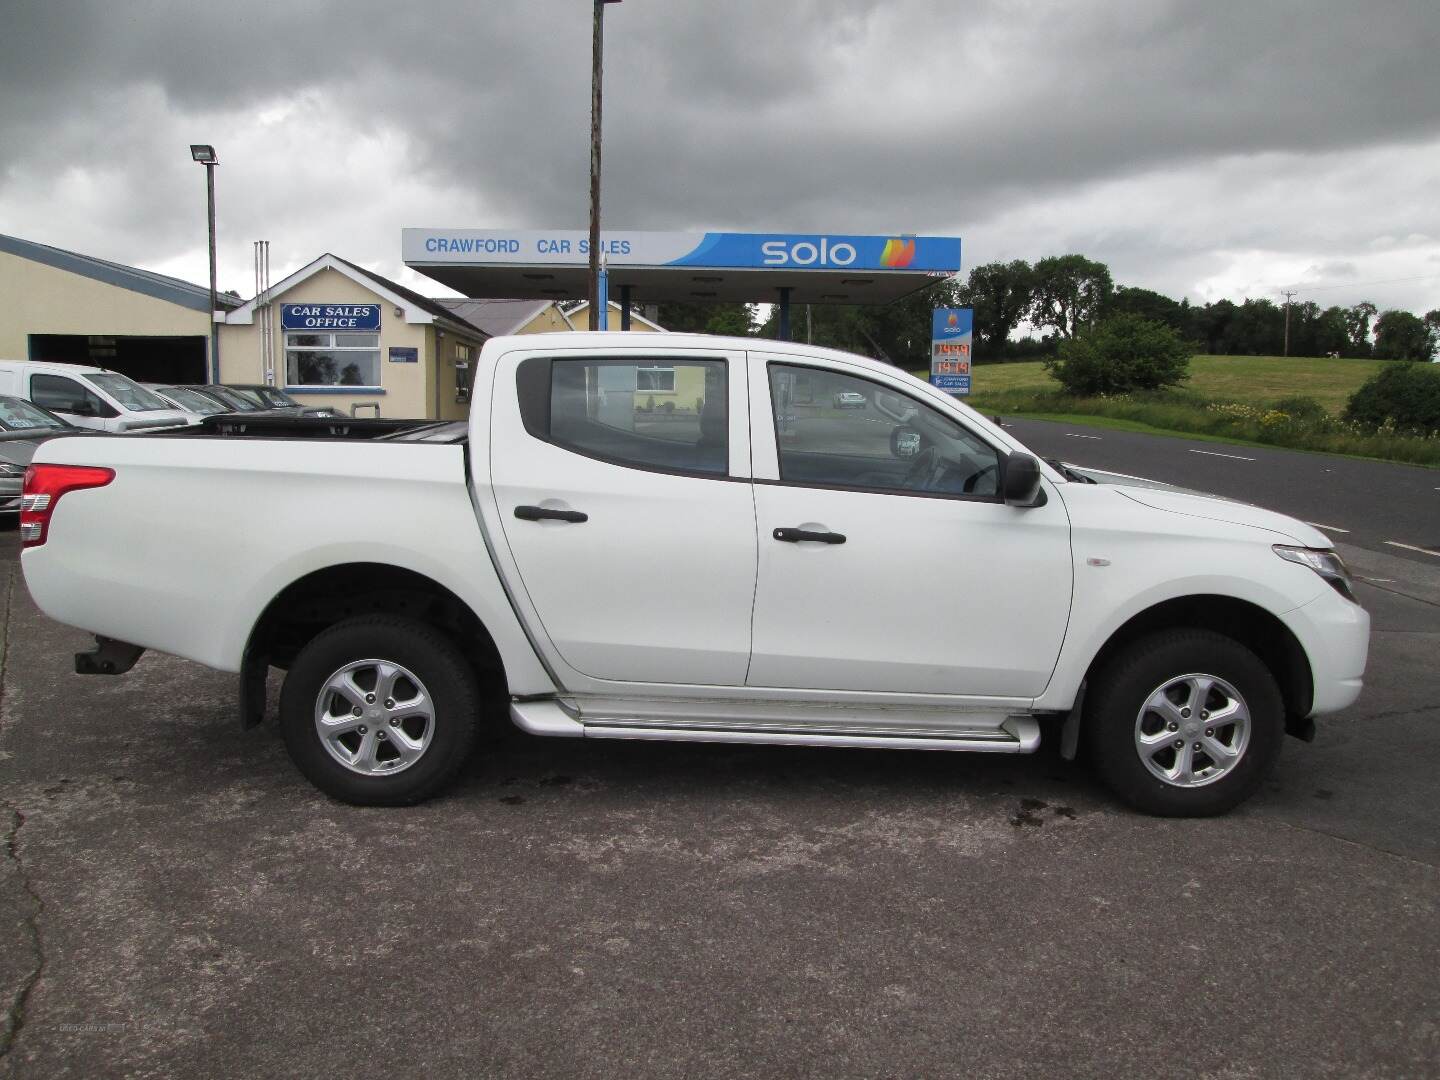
768,365 -> 1002,498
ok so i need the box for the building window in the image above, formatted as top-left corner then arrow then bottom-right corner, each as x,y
455,341 -> 475,400
636,365 -> 675,393
285,332 -> 381,388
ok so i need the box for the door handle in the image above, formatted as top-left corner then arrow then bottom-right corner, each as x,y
773,527 -> 845,544
515,505 -> 589,524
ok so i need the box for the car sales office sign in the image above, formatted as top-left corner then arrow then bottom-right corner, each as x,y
281,304 -> 381,331
930,308 -> 973,395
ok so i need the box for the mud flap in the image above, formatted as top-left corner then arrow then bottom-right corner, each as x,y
1060,681 -> 1086,761
239,649 -> 270,729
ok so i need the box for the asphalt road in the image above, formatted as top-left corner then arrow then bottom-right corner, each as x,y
1001,416 -> 1440,565
2,499 -> 1439,1076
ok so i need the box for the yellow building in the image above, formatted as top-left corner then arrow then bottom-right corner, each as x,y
0,231 -> 238,382
0,233 -> 672,422
220,254 -> 489,421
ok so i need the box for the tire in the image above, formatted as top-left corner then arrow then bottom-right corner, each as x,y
1084,629 -> 1285,817
279,615 -> 482,806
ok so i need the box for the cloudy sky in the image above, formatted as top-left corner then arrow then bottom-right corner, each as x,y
3,0 -> 1438,315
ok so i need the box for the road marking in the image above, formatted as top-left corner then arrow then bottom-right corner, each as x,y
1065,433 -> 1102,440
1187,449 -> 1256,461
1305,522 -> 1350,533
1384,540 -> 1440,558
1362,578 -> 1395,583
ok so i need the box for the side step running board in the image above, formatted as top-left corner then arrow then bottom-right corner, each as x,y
509,700 -> 1040,754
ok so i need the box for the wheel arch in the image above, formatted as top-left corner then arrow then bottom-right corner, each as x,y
239,562 -> 509,727
1064,594 -> 1314,754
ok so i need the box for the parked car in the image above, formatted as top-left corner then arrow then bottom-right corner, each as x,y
223,384 -> 341,418
833,390 -> 867,409
0,395 -> 79,516
145,384 -> 235,425
0,360 -> 191,433
20,333 -> 1369,816
172,384 -> 329,420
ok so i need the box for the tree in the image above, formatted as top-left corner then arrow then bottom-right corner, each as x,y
1313,306 -> 1352,357
756,278 -> 962,371
1194,299 -> 1237,354
1372,309 -> 1437,361
1044,315 -> 1191,396
1343,301 -> 1377,355
956,260 -> 1033,359
1344,363 -> 1440,433
1225,298 -> 1285,355
1107,286 -> 1192,337
1029,255 -> 1113,339
654,302 -> 755,337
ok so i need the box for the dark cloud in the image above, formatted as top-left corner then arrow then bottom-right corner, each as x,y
2,0 -> 1438,312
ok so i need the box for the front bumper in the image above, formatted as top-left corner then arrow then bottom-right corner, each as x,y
1282,584 -> 1371,716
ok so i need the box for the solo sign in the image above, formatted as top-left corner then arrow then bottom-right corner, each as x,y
281,304 -> 381,331
930,308 -> 973,396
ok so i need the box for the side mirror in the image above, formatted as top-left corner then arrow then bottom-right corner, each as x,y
1003,451 -> 1045,507
890,425 -> 923,459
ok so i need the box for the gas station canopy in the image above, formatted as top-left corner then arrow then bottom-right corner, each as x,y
402,229 -> 961,306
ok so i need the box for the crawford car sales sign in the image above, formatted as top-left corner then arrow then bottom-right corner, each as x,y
281,304 -> 381,331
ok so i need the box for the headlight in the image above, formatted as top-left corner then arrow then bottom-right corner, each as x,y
1274,545 -> 1357,604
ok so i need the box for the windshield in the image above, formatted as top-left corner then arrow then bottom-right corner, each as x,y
88,373 -> 172,412
243,386 -> 298,408
193,386 -> 261,411
0,395 -> 69,431
159,386 -> 229,415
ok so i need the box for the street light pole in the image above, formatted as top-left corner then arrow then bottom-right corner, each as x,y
190,145 -> 220,381
588,0 -> 621,330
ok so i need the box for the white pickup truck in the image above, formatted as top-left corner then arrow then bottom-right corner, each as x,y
20,332 -> 1369,815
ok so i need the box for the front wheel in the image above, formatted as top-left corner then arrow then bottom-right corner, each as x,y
279,615 -> 482,805
1084,629 -> 1285,817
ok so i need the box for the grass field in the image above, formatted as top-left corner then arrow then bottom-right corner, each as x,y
959,354 -> 1387,413
905,354 -> 1438,466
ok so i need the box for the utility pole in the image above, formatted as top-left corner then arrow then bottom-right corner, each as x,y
1281,289 -> 1296,357
588,1 -> 622,330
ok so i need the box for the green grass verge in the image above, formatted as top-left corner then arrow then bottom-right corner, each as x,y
950,354 -> 1388,413
904,354 -> 1438,466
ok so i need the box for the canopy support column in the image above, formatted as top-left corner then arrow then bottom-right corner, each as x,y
777,287 -> 792,341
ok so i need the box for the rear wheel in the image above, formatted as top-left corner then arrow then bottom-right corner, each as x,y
1085,629 -> 1285,817
280,615 -> 481,805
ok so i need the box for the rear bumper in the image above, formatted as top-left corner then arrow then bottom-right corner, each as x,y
1282,586 -> 1370,716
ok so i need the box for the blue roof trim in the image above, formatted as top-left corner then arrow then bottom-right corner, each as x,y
0,232 -> 239,314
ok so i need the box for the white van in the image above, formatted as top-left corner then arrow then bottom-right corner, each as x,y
0,360 -> 191,433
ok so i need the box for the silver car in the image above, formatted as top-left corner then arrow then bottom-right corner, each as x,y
0,395 -> 80,516
146,384 -> 236,425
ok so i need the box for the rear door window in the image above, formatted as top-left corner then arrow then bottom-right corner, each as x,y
518,357 -> 729,477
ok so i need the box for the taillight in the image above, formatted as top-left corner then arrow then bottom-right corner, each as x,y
20,464 -> 115,549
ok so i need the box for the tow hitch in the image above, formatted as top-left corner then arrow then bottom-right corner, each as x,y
74,636 -> 145,675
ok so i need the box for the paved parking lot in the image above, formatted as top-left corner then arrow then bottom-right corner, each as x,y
2,519 -> 1439,1078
